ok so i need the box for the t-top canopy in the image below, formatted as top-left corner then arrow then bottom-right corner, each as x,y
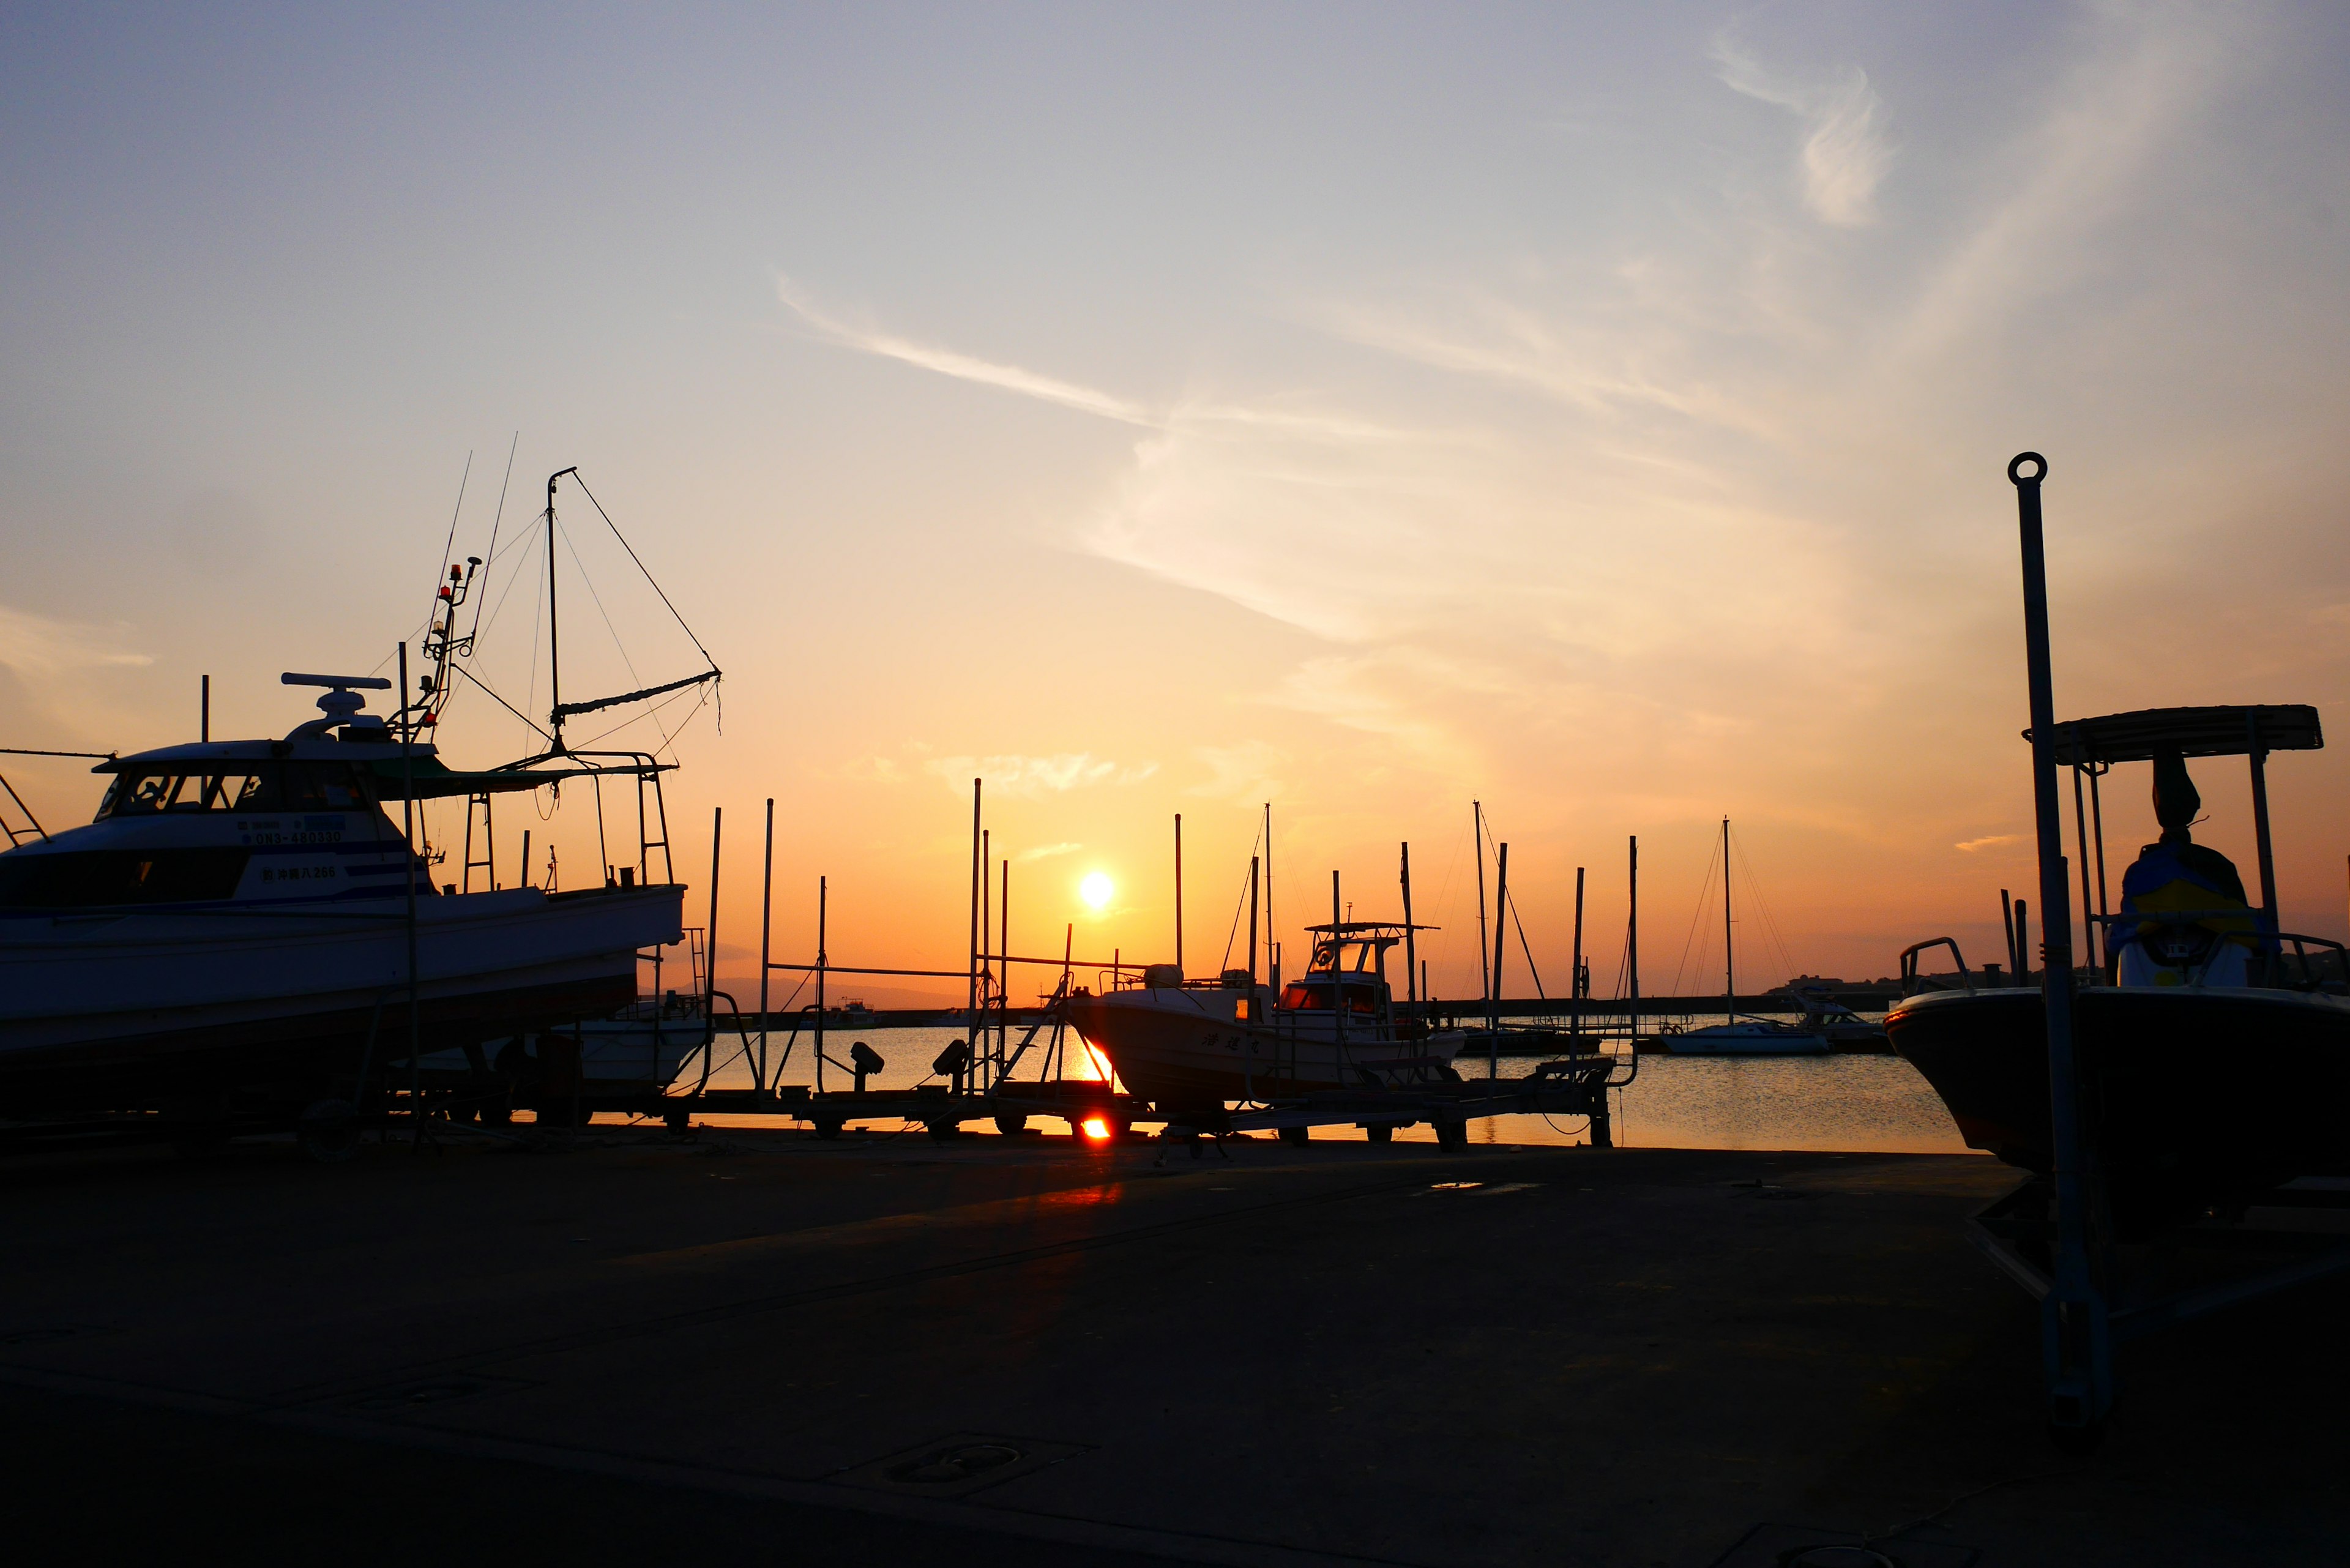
2027,704 -> 2322,766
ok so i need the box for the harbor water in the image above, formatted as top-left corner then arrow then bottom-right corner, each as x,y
679,1023 -> 1970,1154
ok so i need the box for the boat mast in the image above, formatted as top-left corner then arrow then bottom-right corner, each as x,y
1474,801 -> 1490,1028
546,466 -> 577,755
1400,842 -> 1416,1004
1722,816 -> 1733,1026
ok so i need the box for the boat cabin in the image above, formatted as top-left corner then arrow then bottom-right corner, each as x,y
0,675 -> 559,914
2027,704 -> 2340,985
1278,922 -> 1429,1025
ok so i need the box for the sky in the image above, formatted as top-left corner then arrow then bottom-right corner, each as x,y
4,2 -> 2349,1006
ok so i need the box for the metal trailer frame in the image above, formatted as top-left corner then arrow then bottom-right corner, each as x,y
2000,453 -> 2350,1447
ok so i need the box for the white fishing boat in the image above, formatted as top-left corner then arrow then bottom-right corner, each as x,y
1067,922 -> 1466,1113
0,675 -> 683,1117
0,467 -> 718,1134
1665,818 -> 1830,1056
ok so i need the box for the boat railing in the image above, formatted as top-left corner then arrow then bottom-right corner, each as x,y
1898,938 -> 1975,998
2091,911 -> 2349,992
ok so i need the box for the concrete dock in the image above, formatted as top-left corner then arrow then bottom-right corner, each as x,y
4,1130 -> 2344,1566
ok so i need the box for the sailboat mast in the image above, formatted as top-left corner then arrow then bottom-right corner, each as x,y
546,466 -> 577,753
1474,801 -> 1490,1023
1722,816 -> 1733,1026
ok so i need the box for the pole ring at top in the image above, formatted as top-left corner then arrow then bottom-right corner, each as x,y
2009,451 -> 2048,487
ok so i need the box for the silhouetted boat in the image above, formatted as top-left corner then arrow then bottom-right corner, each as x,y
1889,704 -> 2350,1234
0,676 -> 681,1119
1665,818 -> 1829,1055
1068,922 -> 1464,1113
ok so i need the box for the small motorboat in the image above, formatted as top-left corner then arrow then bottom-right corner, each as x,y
1067,922 -> 1466,1114
1889,701 -> 2350,1234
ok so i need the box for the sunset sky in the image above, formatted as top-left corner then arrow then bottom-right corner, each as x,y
4,4 -> 2348,1005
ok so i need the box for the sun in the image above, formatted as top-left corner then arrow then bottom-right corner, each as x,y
1079,871 -> 1114,910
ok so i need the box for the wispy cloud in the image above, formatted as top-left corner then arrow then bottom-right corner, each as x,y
1015,841 -> 1083,862
925,753 -> 1155,797
1955,835 -> 2021,853
776,275 -> 1155,427
0,607 -> 152,676
1712,39 -> 1895,227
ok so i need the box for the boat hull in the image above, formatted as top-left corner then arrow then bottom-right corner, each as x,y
0,885 -> 682,1116
1665,1025 -> 1832,1056
1068,988 -> 1463,1111
1887,984 -> 2350,1233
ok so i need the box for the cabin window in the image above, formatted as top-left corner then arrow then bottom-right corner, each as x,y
102,772 -> 264,815
0,848 -> 252,908
1278,980 -> 1378,1015
100,764 -> 370,818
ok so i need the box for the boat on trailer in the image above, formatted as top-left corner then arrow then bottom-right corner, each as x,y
1067,921 -> 1468,1114
1888,702 -> 2350,1235
0,675 -> 682,1124
0,467 -> 718,1143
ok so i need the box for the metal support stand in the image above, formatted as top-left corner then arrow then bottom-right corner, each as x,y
2010,452 -> 2111,1442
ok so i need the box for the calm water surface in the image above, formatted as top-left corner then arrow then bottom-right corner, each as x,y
678,1024 -> 1969,1154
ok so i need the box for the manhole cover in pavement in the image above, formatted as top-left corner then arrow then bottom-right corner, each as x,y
831,1432 -> 1091,1498
1710,1523 -> 1978,1568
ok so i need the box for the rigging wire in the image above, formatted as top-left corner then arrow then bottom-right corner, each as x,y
1217,815 -> 1266,974
1669,829 -> 1725,997
567,472 -> 722,675
1728,826 -> 1800,987
464,433 -> 518,649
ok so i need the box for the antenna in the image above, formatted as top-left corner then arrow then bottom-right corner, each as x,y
545,466 -> 578,752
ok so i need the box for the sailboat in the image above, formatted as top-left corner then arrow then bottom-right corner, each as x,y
0,467 -> 717,1133
1663,818 -> 1830,1056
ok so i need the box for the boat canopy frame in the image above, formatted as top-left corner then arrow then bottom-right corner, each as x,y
2024,703 -> 2322,976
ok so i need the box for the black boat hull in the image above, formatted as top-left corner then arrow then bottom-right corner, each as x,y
1887,985 -> 2350,1233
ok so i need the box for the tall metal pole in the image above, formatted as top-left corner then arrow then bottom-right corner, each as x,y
704,807 -> 722,1039
1490,843 -> 1508,1075
1627,836 -> 1639,1052
998,856 -> 1010,1093
1721,817 -> 1734,1026
1248,855 -> 1261,985
1330,870 -> 1344,1053
968,778 -> 982,1032
201,674 -> 209,742
2248,712 -> 2279,933
1570,865 -> 1586,1042
814,875 -> 827,1095
2010,450 -> 2104,1438
545,468 -> 576,753
758,797 -> 774,1094
1474,801 -> 1490,1024
2000,889 -> 2018,978
399,643 -> 422,1141
2089,769 -> 2111,972
1173,813 -> 1184,976
1399,843 -> 1416,1004
1264,803 -> 1276,992
2072,762 -> 2098,971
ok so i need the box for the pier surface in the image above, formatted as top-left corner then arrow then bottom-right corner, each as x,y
4,1131 -> 2343,1566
